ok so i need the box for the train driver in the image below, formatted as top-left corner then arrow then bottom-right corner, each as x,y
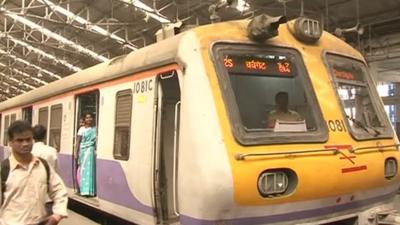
267,91 -> 303,128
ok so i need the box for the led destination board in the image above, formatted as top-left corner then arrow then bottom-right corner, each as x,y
223,54 -> 295,76
332,66 -> 364,82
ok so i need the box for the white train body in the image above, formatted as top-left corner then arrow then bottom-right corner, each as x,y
0,17 -> 399,225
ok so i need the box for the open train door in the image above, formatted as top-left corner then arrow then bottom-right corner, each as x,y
153,69 -> 181,224
72,90 -> 99,197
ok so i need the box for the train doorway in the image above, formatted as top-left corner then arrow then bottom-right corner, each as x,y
72,90 -> 99,200
154,70 -> 181,224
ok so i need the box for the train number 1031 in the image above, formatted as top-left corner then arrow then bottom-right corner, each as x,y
327,119 -> 347,132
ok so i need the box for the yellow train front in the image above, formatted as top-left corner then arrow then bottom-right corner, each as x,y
178,15 -> 400,225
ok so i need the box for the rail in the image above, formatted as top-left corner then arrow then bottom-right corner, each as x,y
235,144 -> 400,160
350,144 -> 400,153
235,148 -> 339,160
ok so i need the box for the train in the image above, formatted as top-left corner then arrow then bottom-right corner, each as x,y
0,13 -> 399,225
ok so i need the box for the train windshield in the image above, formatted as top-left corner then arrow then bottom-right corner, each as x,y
326,54 -> 392,139
213,44 -> 327,145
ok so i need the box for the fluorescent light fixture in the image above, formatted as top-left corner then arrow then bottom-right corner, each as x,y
0,78 -> 26,96
0,48 -> 62,80
4,9 -> 108,62
0,72 -> 35,90
119,0 -> 171,23
0,33 -> 81,72
0,62 -> 47,86
39,0 -> 138,50
0,81 -> 25,93
236,0 -> 250,12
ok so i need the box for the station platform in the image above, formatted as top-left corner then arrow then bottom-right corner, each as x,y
59,209 -> 99,225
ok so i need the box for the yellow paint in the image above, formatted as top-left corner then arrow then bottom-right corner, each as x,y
137,95 -> 147,103
194,19 -> 400,205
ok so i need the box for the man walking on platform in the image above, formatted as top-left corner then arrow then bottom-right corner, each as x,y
0,120 -> 68,225
32,124 -> 59,171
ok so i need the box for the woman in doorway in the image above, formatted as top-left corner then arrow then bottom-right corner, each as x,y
75,112 -> 97,197
74,116 -> 86,192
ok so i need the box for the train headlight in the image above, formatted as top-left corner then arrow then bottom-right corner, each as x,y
288,17 -> 322,43
385,158 -> 398,179
257,169 -> 298,198
258,171 -> 288,196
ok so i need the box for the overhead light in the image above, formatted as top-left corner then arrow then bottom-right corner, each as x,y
0,48 -> 65,79
0,62 -> 47,86
4,8 -> 108,62
0,33 -> 81,73
0,80 -> 25,92
119,0 -> 171,23
235,0 -> 250,12
38,0 -> 138,50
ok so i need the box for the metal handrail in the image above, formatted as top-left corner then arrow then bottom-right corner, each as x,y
235,144 -> 400,160
172,101 -> 181,216
235,148 -> 339,160
350,144 -> 400,153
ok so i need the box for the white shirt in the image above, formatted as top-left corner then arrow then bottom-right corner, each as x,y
77,126 -> 89,136
268,109 -> 302,122
0,154 -> 68,225
31,142 -> 58,171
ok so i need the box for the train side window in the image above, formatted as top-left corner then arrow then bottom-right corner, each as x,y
22,106 -> 33,125
10,114 -> 16,123
38,107 -> 49,144
113,89 -> 132,160
50,104 -> 63,152
3,115 -> 9,145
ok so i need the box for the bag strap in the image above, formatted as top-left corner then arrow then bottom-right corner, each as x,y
1,158 -> 10,206
38,157 -> 50,192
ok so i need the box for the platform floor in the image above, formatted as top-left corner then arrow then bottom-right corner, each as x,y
59,209 -> 99,225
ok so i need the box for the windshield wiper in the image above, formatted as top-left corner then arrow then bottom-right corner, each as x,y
347,116 -> 381,137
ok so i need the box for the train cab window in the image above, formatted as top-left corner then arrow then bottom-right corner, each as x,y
213,44 -> 327,145
325,54 -> 393,139
38,107 -> 49,144
49,104 -> 63,151
113,89 -> 132,160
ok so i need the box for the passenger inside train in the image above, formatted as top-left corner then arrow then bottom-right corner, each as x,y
78,117 -> 85,131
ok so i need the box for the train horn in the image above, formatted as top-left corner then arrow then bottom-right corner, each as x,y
334,23 -> 364,37
247,14 -> 287,42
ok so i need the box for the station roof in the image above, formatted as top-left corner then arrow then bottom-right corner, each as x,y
0,0 -> 399,100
